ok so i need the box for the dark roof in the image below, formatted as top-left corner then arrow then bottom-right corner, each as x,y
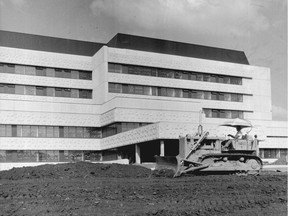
0,31 -> 249,64
107,33 -> 249,65
0,30 -> 104,56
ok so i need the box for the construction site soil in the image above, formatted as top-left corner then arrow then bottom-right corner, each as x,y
0,162 -> 287,216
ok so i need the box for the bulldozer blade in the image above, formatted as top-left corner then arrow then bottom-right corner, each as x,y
154,156 -> 185,177
155,156 -> 178,172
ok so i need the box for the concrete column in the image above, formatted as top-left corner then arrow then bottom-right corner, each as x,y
276,149 -> 281,158
160,140 -> 165,156
135,144 -> 141,164
81,151 -> 85,161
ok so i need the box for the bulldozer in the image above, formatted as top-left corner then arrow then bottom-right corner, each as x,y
155,118 -> 263,177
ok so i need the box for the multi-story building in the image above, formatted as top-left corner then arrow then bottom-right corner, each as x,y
0,31 -> 287,170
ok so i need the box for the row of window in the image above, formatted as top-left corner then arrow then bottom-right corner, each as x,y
0,83 -> 92,99
0,123 -> 151,138
108,63 -> 243,85
108,83 -> 244,102
0,150 -> 118,162
203,109 -> 244,119
259,149 -> 288,159
0,63 -> 92,80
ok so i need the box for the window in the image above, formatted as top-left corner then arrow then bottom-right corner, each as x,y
204,109 -> 212,118
134,85 -> 143,95
231,111 -> 239,118
5,84 -> 15,94
143,86 -> 152,95
0,84 -> 4,93
158,69 -> 168,78
64,127 -> 69,138
71,89 -> 79,98
159,88 -> 167,96
212,110 -> 219,118
63,88 -> 71,97
36,67 -> 46,76
152,87 -> 158,96
218,93 -> 224,101
225,110 -> 232,119
114,64 -> 122,73
175,89 -> 182,98
79,71 -> 92,80
210,75 -> 217,82
55,69 -> 64,78
122,65 -> 128,74
71,70 -> 79,79
46,126 -> 54,138
76,127 -> 84,138
46,87 -> 55,96
15,65 -> 25,74
196,91 -> 204,99
31,126 -> 38,137
196,74 -> 203,81
63,70 -> 71,78
238,94 -> 243,102
167,88 -> 175,97
25,86 -> 35,95
211,92 -> 218,100
79,90 -> 92,98
218,76 -> 224,83
5,64 -> 15,73
183,90 -> 190,98
264,149 -> 277,158
22,126 -> 31,137
25,66 -> 35,75
231,94 -> 238,102
54,126 -> 60,138
11,125 -> 17,137
109,83 -> 121,93
182,72 -> 189,80
166,71 -> 174,78
224,77 -> 230,84
231,77 -> 242,85
128,85 -> 135,94
190,73 -> 197,80
151,69 -> 157,76
224,93 -> 231,101
55,88 -> 63,97
0,63 -> 4,73
17,125 -> 22,136
38,126 -> 46,137
46,68 -> 55,77
108,63 -> 115,72
203,74 -> 210,82
68,127 -> 76,138
0,125 -> 6,136
36,86 -> 47,96
191,91 -> 197,98
15,85 -> 25,95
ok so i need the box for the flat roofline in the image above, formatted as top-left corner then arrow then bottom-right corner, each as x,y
0,30 -> 249,64
0,30 -> 105,56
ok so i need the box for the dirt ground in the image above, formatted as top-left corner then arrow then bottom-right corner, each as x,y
0,162 -> 287,216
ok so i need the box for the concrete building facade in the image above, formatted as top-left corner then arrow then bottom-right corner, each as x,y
0,31 -> 287,170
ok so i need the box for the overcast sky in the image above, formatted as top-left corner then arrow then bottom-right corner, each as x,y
0,0 -> 287,121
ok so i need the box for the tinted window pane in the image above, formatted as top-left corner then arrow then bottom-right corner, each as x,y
15,85 -> 25,95
25,86 -> 35,95
36,67 -> 46,76
55,88 -> 63,97
5,64 -> 15,73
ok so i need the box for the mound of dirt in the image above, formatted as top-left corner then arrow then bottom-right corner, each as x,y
151,169 -> 175,178
0,162 -> 152,180
272,156 -> 288,165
